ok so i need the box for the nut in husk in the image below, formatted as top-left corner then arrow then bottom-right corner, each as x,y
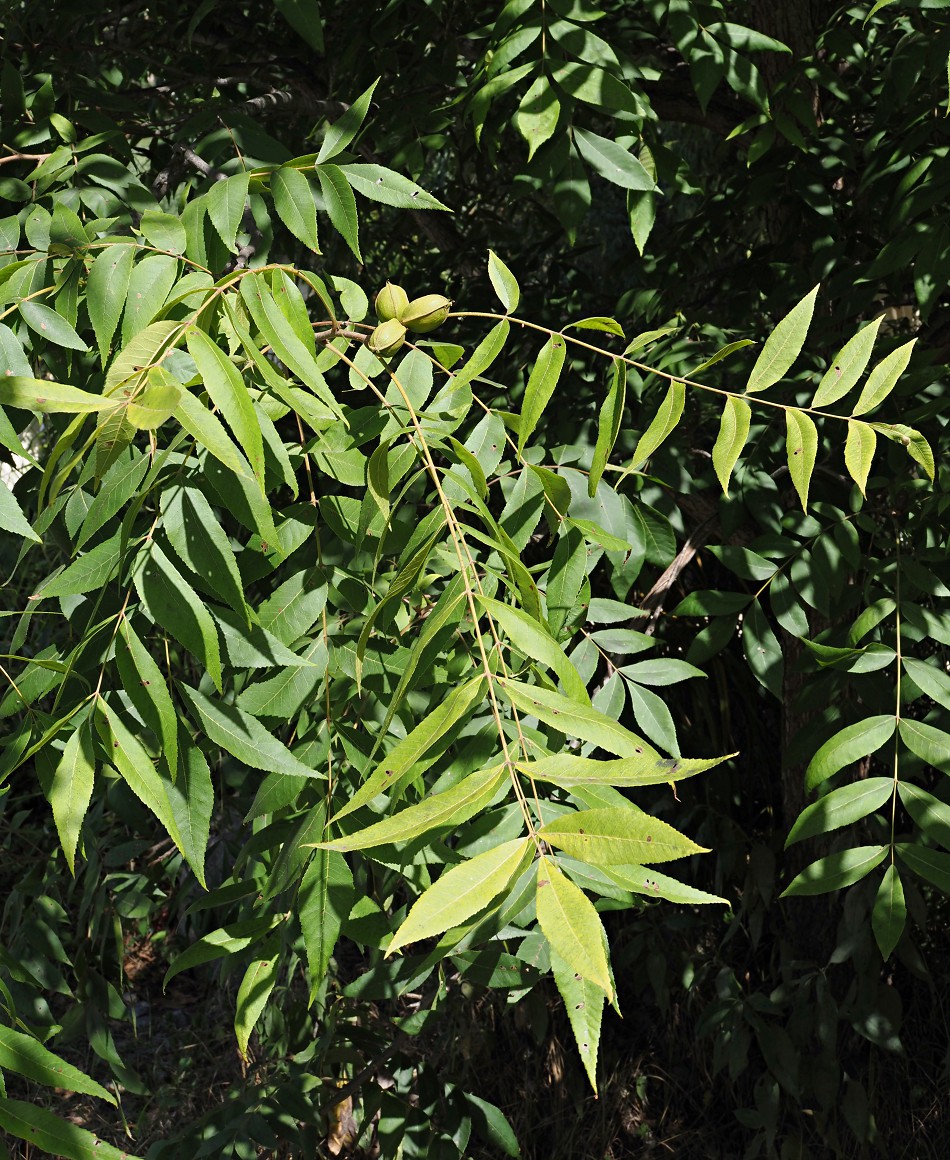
375,282 -> 410,322
367,318 -> 408,357
402,293 -> 453,334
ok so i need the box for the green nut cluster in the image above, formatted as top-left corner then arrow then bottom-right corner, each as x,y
366,282 -> 453,357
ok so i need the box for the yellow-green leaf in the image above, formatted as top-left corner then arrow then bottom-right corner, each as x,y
536,858 -> 612,1000
387,838 -> 531,955
844,420 -> 876,495
812,316 -> 883,408
538,806 -> 707,865
745,285 -> 819,394
711,395 -> 751,495
785,408 -> 818,511
851,339 -> 916,417
316,764 -> 506,851
627,379 -> 685,472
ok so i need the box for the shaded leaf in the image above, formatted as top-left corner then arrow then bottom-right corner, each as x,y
872,864 -> 906,960
786,778 -> 893,847
805,715 -> 895,793
781,846 -> 887,896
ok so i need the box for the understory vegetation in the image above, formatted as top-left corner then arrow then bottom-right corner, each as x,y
3,1 -> 950,1157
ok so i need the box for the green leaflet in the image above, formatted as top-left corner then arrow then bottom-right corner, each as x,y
18,300 -> 89,351
601,863 -> 728,906
186,325 -> 265,487
126,367 -> 180,429
86,242 -> 134,365
538,806 -> 706,865
550,944 -> 604,1093
0,1100 -> 142,1160
537,857 -> 613,1000
0,478 -> 40,542
105,319 -> 178,392
518,334 -> 567,454
214,606 -> 319,669
851,339 -> 916,417
711,395 -> 751,495
298,843 -> 354,999
317,163 -> 361,261
161,484 -> 249,620
164,915 -> 280,987
487,249 -> 520,313
785,408 -> 818,511
0,376 -> 117,414
745,284 -> 818,394
896,842 -> 950,893
333,675 -> 487,821
871,421 -> 934,480
691,338 -> 754,374
206,172 -> 249,252
741,600 -> 784,700
179,684 -> 321,781
139,209 -> 187,254
589,358 -> 626,497
39,529 -> 125,597
518,751 -> 727,788
0,1024 -> 114,1103
338,163 -> 451,212
780,845 -> 888,897
271,165 -> 320,252
317,78 -> 378,163
546,524 -> 587,637
175,401 -> 279,545
812,316 -> 883,408
239,272 -> 332,402
98,700 -> 208,881
132,541 -> 222,692
121,254 -> 177,343
844,420 -> 876,495
902,657 -> 950,710
501,678 -> 660,758
387,838 -> 531,955
234,937 -> 280,1061
872,864 -> 906,960
899,718 -> 950,773
804,715 -> 895,793
478,594 -> 590,706
514,75 -> 560,161
573,127 -> 655,191
626,681 -> 679,756
115,618 -> 179,778
566,316 -> 624,337
316,764 -> 506,851
256,567 -> 328,646
849,597 -> 896,645
452,319 -> 510,390
46,720 -> 95,875
627,379 -> 685,472
785,777 -> 893,848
